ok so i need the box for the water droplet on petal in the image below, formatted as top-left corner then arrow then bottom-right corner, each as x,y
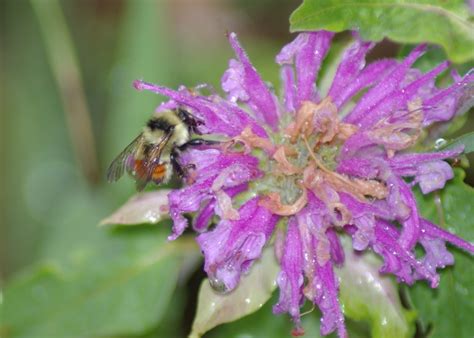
209,276 -> 228,294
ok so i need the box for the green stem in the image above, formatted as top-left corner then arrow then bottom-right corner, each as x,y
30,0 -> 99,184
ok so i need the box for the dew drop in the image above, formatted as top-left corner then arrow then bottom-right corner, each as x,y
144,211 -> 159,223
209,276 -> 229,294
434,138 -> 447,149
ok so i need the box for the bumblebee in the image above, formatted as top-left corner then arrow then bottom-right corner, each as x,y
107,109 -> 215,191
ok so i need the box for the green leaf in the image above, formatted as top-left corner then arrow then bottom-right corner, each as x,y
190,247 -> 279,338
1,229 -> 199,338
410,169 -> 474,337
100,190 -> 171,226
440,131 -> 474,154
337,245 -> 416,338
290,0 -> 474,63
206,292 -> 327,338
131,289 -> 188,338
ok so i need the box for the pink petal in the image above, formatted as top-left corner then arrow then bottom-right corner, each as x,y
197,197 -> 278,292
226,32 -> 280,129
273,217 -> 305,330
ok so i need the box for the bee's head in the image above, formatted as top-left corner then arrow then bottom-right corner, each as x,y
177,108 -> 203,133
177,108 -> 192,122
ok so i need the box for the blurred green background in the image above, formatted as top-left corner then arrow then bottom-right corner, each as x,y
1,1 -> 473,337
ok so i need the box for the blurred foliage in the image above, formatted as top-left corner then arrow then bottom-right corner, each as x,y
3,227 -> 197,337
410,170 -> 474,338
1,0 -> 473,338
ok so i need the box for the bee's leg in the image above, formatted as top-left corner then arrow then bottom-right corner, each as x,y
170,148 -> 186,178
178,138 -> 220,151
172,139 -> 219,179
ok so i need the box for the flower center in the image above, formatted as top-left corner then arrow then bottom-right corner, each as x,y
225,98 -> 388,217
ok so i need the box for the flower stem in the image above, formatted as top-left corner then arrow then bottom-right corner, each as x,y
30,0 -> 99,184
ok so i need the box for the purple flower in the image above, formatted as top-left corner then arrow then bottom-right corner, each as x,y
133,31 -> 474,337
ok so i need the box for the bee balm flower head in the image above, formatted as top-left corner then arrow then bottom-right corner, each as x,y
133,31 -> 474,337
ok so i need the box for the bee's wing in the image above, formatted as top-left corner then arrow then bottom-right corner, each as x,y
107,133 -> 145,182
134,175 -> 149,191
135,131 -> 174,191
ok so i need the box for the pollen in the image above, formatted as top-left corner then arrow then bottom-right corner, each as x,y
151,164 -> 167,182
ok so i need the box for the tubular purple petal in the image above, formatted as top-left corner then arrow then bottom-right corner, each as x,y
328,39 -> 375,103
277,32 -> 334,108
352,214 -> 377,251
295,32 -> 333,106
167,149 -> 261,240
331,59 -> 397,109
280,65 -> 297,113
374,220 -> 439,287
273,217 -> 305,331
389,147 -> 464,171
414,161 -> 454,194
392,177 -> 421,251
336,157 -> 381,179
390,147 -> 463,194
196,197 -> 278,292
345,44 -> 426,124
134,80 -> 267,137
357,61 -> 450,129
193,183 -> 248,232
417,237 -> 454,277
423,72 -> 474,125
226,32 -> 280,129
327,228 -> 345,266
421,219 -> 474,254
339,192 -> 391,220
221,58 -> 250,102
314,260 -> 347,338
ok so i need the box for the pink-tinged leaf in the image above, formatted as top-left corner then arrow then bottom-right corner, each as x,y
337,242 -> 416,338
100,190 -> 171,226
190,247 -> 279,338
